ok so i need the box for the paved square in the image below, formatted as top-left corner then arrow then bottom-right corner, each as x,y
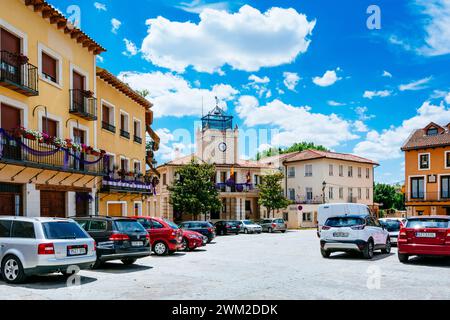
1,230 -> 449,300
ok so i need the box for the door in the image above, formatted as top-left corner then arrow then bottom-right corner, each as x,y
75,192 -> 90,217
0,28 -> 21,84
73,128 -> 86,171
107,203 -> 123,217
0,219 -> 12,258
0,194 -> 16,216
40,191 -> 66,217
1,103 -> 22,160
72,71 -> 85,112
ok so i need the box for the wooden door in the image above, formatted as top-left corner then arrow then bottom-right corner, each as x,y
40,191 -> 66,217
73,128 -> 86,171
108,203 -> 123,217
1,103 -> 21,160
72,71 -> 85,112
0,194 -> 16,216
1,28 -> 21,83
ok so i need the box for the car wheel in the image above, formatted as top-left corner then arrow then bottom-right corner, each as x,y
1,255 -> 26,284
321,249 -> 331,258
168,250 -> 176,255
181,238 -> 189,252
281,230 -> 286,234
235,232 -> 239,235
153,241 -> 169,256
381,238 -> 391,254
91,258 -> 103,269
121,258 -> 137,265
363,240 -> 374,259
268,227 -> 273,233
244,228 -> 248,234
398,252 -> 409,263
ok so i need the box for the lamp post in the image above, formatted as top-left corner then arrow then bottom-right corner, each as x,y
322,181 -> 326,204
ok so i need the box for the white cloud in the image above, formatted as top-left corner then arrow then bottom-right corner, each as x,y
96,55 -> 104,63
118,71 -> 238,118
382,70 -> 393,78
399,76 -> 432,91
354,106 -> 374,121
176,0 -> 230,14
283,72 -> 300,91
446,92 -> 450,104
123,39 -> 138,57
312,69 -> 342,87
416,0 -> 450,56
235,96 -> 359,148
353,120 -> 369,132
248,74 -> 270,84
111,18 -> 122,34
327,100 -> 345,106
354,100 -> 450,161
141,5 -> 316,73
94,2 -> 107,11
363,90 -> 392,99
155,128 -> 195,161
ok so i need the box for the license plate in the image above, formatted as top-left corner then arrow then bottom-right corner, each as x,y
416,232 -> 436,238
68,247 -> 87,256
131,241 -> 143,247
333,232 -> 349,237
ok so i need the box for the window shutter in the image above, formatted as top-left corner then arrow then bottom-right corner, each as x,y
42,52 -> 57,81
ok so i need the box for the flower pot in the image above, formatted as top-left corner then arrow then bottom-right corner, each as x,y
24,133 -> 36,140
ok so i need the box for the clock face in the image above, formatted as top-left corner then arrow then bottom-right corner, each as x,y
218,142 -> 227,152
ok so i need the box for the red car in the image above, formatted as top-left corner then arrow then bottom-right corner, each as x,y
180,230 -> 205,251
132,217 -> 182,256
398,216 -> 450,263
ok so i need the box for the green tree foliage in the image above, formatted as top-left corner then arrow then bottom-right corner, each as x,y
258,172 -> 291,217
374,183 -> 405,210
256,142 -> 329,160
169,159 -> 222,220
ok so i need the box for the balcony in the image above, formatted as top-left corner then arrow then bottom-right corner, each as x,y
134,135 -> 142,144
120,130 -> 130,139
294,195 -> 324,205
215,182 -> 256,193
406,192 -> 450,203
0,129 -> 107,176
69,89 -> 97,121
101,174 -> 155,195
102,121 -> 116,133
0,51 -> 38,96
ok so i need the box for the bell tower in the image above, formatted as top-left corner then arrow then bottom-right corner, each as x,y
196,98 -> 238,164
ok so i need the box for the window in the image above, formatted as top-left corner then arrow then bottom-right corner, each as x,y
427,127 -> 438,136
151,220 -> 164,229
134,161 -> 141,174
446,152 -> 450,169
305,165 -> 313,177
120,157 -> 129,172
88,220 -> 107,232
306,187 -> 313,201
441,176 -> 450,199
419,154 -> 430,170
102,103 -> 115,132
42,52 -> 57,83
283,212 -> 289,221
302,212 -> 312,222
288,188 -> 296,201
42,222 -> 89,239
42,117 -> 58,137
411,177 -> 424,199
339,187 -> 344,199
358,167 -> 362,178
0,220 -> 12,237
328,187 -> 334,200
11,221 -> 35,239
162,173 -> 167,186
120,112 -> 129,138
288,167 -> 296,178
329,164 -> 334,176
348,188 -> 353,200
339,165 -> 344,177
358,188 -> 362,200
133,120 -> 141,138
366,188 -> 370,200
348,166 -> 353,177
366,168 -> 370,179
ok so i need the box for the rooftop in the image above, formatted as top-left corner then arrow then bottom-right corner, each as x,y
401,122 -> 450,151
283,149 -> 379,166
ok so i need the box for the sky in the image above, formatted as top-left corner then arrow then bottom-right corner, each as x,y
49,0 -> 450,184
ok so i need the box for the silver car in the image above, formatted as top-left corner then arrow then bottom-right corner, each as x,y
0,217 -> 96,284
258,218 -> 287,233
238,220 -> 262,234
379,218 -> 405,246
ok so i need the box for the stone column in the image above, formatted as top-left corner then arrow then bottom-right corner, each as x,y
24,184 -> 40,217
67,192 -> 76,217
235,197 -> 241,220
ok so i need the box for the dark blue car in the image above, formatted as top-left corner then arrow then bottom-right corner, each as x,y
179,221 -> 216,243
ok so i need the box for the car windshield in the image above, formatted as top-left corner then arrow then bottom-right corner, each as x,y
227,221 -> 240,226
115,220 -> 146,233
380,220 -> 402,232
243,220 -> 254,225
42,221 -> 89,240
325,217 -> 365,227
406,219 -> 449,229
164,219 -> 179,230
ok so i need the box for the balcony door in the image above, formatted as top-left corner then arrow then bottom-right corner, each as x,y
72,71 -> 86,113
73,128 -> 86,171
1,28 -> 21,84
411,177 -> 425,199
1,103 -> 21,160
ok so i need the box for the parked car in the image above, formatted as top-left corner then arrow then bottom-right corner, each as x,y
180,230 -> 205,251
132,216 -> 182,256
72,216 -> 150,267
320,214 -> 391,259
178,221 -> 216,243
238,220 -> 262,234
398,216 -> 450,263
214,220 -> 241,235
379,218 -> 405,246
0,217 -> 96,284
258,218 -> 287,233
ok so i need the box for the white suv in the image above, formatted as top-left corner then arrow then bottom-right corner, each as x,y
0,217 -> 96,284
320,215 -> 391,259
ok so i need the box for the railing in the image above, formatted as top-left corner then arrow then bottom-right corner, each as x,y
215,182 -> 256,193
134,135 -> 142,144
0,129 -> 106,176
102,174 -> 155,194
294,196 -> 324,205
406,192 -> 450,202
0,51 -> 38,96
69,89 -> 97,120
102,121 -> 116,133
120,130 -> 130,139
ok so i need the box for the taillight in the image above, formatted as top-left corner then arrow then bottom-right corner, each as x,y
272,223 -> 276,228
351,225 -> 365,230
38,243 -> 55,255
207,228 -> 213,232
109,233 -> 130,241
93,242 -> 97,251
398,229 -> 408,243
322,226 -> 331,230
226,225 -> 231,228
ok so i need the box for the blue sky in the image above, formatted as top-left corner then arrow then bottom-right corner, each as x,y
50,0 -> 450,184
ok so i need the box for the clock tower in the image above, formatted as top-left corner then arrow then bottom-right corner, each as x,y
195,100 -> 238,165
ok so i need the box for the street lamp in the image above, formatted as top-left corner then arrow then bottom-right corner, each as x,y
322,181 -> 326,203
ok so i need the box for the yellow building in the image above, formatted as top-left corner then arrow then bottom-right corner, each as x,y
0,0 -> 159,217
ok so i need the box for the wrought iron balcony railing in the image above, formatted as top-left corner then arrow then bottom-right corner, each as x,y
0,51 -> 38,96
120,130 -> 130,139
134,135 -> 142,144
101,175 -> 156,195
215,182 -> 256,193
69,89 -> 97,121
102,121 -> 116,133
0,129 -> 107,176
406,192 -> 450,202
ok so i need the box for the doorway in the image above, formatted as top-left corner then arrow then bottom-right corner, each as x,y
40,191 -> 66,218
73,128 -> 86,171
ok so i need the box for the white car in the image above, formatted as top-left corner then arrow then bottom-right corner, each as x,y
0,217 -> 96,284
238,220 -> 262,234
379,218 -> 406,245
320,214 -> 391,259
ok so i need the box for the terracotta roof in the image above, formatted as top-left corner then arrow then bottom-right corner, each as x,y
401,123 -> 450,151
159,155 -> 274,169
96,68 -> 152,109
283,149 -> 379,166
24,0 -> 106,55
258,152 -> 298,165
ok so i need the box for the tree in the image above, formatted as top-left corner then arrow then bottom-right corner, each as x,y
169,159 -> 222,220
256,142 -> 329,160
258,172 -> 291,218
374,183 -> 405,210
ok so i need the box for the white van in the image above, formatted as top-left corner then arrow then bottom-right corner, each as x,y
317,203 -> 372,236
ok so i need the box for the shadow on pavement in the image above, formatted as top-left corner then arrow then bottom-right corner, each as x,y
404,256 -> 450,268
151,252 -> 186,258
92,262 -> 153,274
329,252 -> 395,261
0,274 -> 97,290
